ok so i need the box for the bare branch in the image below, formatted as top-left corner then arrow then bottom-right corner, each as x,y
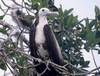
91,49 -> 100,72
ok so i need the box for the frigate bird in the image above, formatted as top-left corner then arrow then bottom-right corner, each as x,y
29,7 -> 65,76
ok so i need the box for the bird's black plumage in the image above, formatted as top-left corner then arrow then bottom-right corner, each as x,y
44,25 -> 64,65
29,19 -> 38,58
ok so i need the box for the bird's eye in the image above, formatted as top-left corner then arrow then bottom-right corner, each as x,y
42,9 -> 45,12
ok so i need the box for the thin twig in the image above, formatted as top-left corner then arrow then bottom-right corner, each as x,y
91,49 -> 100,72
1,0 -> 13,8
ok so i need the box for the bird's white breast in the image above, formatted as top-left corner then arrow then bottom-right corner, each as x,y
35,24 -> 49,60
35,24 -> 45,44
35,16 -> 49,60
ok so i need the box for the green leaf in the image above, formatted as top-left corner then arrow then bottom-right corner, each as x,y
86,30 -> 96,46
59,5 -> 64,24
95,6 -> 100,17
64,8 -> 73,15
96,38 -> 100,45
89,20 -> 96,29
41,0 -> 48,7
79,31 -> 86,39
81,61 -> 90,67
85,18 -> 89,28
16,55 -> 27,67
96,30 -> 100,38
67,8 -> 73,14
64,14 -> 68,26
80,57 -> 85,65
72,16 -> 78,24
66,14 -> 73,27
84,46 -> 90,52
0,15 -> 4,20
19,68 -> 28,76
0,28 -> 7,34
63,10 -> 77,27
0,60 -> 7,70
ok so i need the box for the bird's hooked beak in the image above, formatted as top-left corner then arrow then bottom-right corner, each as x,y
47,11 -> 59,16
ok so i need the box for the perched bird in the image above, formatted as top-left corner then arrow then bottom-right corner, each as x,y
30,8 -> 65,76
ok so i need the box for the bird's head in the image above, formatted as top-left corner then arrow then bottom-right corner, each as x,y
38,8 -> 59,17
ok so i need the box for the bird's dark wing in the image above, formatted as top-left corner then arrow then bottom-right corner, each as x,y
44,25 -> 64,65
29,23 -> 38,58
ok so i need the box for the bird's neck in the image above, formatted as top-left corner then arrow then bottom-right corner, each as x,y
38,16 -> 48,26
